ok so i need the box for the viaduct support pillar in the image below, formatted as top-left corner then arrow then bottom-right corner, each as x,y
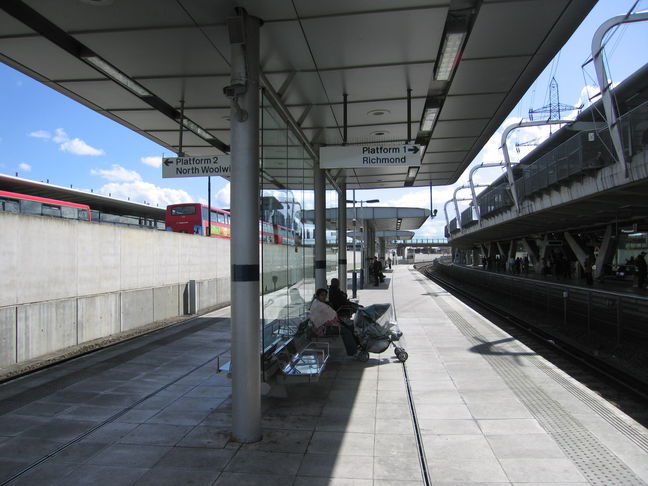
228,10 -> 262,443
314,165 -> 327,290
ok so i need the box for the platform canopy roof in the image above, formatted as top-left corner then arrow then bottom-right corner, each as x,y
0,0 -> 595,190
301,207 -> 430,232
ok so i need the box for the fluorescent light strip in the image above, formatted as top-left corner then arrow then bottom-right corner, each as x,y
82,55 -> 152,97
435,31 -> 465,81
420,107 -> 439,132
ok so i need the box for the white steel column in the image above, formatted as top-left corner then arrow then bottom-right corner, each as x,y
314,166 -> 327,290
592,12 -> 648,177
337,180 -> 347,292
228,10 -> 262,443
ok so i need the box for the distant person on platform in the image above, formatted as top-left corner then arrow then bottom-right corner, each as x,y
387,257 -> 392,269
636,251 -> 647,289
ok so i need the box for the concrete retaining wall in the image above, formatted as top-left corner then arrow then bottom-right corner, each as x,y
0,212 -> 232,370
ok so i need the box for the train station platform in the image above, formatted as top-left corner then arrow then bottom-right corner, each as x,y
0,266 -> 646,485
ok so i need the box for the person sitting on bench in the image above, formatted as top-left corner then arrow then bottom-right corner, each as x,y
328,278 -> 358,319
309,288 -> 360,357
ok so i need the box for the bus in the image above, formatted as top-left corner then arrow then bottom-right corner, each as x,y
0,190 -> 92,221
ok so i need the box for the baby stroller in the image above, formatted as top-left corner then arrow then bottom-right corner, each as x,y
352,304 -> 408,362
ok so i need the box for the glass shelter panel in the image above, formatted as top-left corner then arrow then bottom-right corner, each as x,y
259,91 -> 317,361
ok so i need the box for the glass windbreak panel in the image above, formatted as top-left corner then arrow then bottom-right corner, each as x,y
259,91 -> 316,375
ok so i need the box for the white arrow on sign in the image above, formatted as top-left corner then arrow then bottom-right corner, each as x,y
162,155 -> 231,179
320,144 -> 422,169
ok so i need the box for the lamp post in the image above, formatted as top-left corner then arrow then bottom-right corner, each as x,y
346,192 -> 379,297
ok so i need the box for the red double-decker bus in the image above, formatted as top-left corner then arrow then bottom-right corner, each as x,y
165,203 -> 231,237
0,190 -> 92,221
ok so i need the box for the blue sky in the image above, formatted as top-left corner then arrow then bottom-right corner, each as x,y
0,0 -> 646,237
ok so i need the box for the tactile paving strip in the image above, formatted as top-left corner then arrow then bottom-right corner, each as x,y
421,273 -> 647,486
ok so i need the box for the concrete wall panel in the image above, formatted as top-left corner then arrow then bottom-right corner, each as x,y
120,230 -> 157,290
17,215 -> 79,304
77,223 -> 122,295
17,300 -> 77,361
153,285 -> 180,321
121,289 -> 154,331
0,214 -> 19,307
78,293 -> 120,343
0,307 -> 17,367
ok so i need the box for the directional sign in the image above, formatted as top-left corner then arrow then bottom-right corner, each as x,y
162,155 -> 231,179
320,144 -> 422,169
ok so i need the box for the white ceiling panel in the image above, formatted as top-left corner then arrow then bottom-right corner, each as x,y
463,1 -> 566,59
294,1 -> 449,17
109,110 -> 182,131
183,108 -> 231,129
59,80 -> 151,109
440,93 -> 506,120
301,8 -> 447,69
432,119 -> 489,138
76,28 -> 230,78
426,137 -> 476,152
318,63 -> 433,104
0,37 -> 99,80
449,56 -> 531,96
421,152 -> 466,164
260,21 -> 315,72
139,76 -> 230,110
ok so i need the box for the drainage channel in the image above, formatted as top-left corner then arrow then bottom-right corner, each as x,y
390,268 -> 432,486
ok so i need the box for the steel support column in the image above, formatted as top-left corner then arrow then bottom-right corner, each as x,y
592,12 -> 648,177
594,224 -> 615,280
314,165 -> 327,290
338,179 -> 347,292
228,10 -> 262,444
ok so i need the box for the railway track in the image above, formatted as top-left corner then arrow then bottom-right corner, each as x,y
416,262 -> 648,428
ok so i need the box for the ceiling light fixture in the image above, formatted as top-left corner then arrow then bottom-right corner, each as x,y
367,109 -> 390,117
407,166 -> 420,179
81,55 -> 152,97
371,130 -> 390,137
420,106 -> 439,132
435,31 -> 466,81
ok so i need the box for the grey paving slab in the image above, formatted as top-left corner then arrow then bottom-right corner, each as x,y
156,446 -> 235,469
307,431 -> 374,456
214,472 -> 296,486
85,443 -> 171,468
225,449 -> 302,476
298,452 -> 374,479
499,457 -> 587,483
175,425 -> 231,449
118,423 -> 193,446
52,464 -> 147,486
133,466 -> 220,486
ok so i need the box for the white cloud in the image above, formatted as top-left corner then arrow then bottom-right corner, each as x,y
29,127 -> 104,155
91,164 -> 142,182
60,138 -> 105,156
29,130 -> 51,140
141,156 -> 162,168
98,181 -> 194,207
18,163 -> 32,172
215,183 -> 231,207
52,128 -> 68,144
